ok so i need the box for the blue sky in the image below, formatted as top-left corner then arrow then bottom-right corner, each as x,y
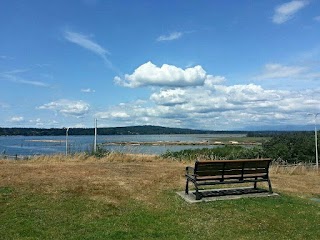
1,0 -> 320,130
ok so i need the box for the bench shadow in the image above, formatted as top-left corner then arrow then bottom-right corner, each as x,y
199,187 -> 268,198
177,187 -> 279,203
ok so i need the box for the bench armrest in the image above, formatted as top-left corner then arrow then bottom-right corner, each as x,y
186,166 -> 195,175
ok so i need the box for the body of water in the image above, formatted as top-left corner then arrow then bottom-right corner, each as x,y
0,134 -> 245,156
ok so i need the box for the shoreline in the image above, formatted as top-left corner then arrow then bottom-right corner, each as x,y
101,141 -> 262,146
25,140 -> 65,143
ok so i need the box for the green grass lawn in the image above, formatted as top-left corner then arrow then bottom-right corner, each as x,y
1,187 -> 319,240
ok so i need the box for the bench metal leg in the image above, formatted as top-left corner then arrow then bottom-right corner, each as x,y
254,177 -> 258,189
186,179 -> 201,200
267,178 -> 273,193
194,184 -> 202,200
185,179 -> 189,194
195,191 -> 201,200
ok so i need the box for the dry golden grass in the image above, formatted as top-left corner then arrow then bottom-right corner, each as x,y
0,153 -> 185,206
1,154 -> 319,206
270,164 -> 320,198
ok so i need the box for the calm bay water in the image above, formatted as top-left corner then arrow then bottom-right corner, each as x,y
0,134 -> 244,156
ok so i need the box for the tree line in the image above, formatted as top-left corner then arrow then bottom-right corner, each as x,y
262,131 -> 317,163
0,126 -> 245,136
163,131 -> 319,164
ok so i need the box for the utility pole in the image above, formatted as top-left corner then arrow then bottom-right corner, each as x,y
94,118 -> 97,152
308,113 -> 319,169
65,127 -> 69,156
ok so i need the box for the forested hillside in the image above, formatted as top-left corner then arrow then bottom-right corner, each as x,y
0,125 -> 235,136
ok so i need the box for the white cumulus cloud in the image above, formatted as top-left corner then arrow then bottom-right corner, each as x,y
204,75 -> 226,88
272,0 -> 309,24
94,82 -> 320,130
214,84 -> 283,104
150,88 -> 187,106
96,110 -> 130,119
38,99 -> 90,117
114,61 -> 208,88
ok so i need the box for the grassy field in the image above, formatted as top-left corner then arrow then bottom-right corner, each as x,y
1,153 -> 319,239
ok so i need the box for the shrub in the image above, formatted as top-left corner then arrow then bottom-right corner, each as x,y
161,146 -> 264,161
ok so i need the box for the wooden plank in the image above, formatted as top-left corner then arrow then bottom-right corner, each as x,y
223,162 -> 244,169
195,158 -> 271,163
195,165 -> 269,177
195,162 -> 224,169
195,169 -> 224,176
195,172 -> 266,180
242,169 -> 268,174
244,161 -> 270,168
195,160 -> 271,170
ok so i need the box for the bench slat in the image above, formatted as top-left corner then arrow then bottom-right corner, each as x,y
195,160 -> 270,170
195,160 -> 270,177
196,168 -> 268,176
243,161 -> 270,168
197,178 -> 268,186
195,173 -> 267,180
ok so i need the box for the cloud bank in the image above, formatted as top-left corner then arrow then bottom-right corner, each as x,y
96,82 -> 320,129
96,84 -> 320,130
106,61 -> 320,129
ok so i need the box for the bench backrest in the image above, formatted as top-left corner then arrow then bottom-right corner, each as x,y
194,159 -> 271,178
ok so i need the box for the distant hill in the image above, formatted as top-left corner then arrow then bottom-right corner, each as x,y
0,125 -> 313,136
0,125 -> 233,136
97,125 -> 217,135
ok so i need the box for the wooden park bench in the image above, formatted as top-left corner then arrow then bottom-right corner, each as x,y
185,159 -> 273,200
